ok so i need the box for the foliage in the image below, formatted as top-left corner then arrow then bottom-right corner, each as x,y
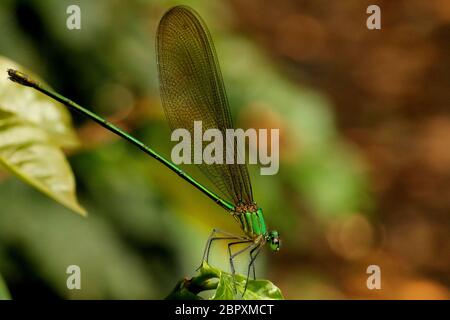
166,261 -> 283,300
0,273 -> 11,300
0,56 -> 85,215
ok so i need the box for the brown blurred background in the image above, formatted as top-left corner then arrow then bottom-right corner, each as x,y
228,0 -> 450,299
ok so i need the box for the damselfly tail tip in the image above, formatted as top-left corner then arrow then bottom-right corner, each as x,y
7,69 -> 35,87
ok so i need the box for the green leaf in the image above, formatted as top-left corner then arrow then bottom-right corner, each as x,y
166,261 -> 283,300
165,279 -> 205,300
0,273 -> 11,300
0,57 -> 85,216
210,263 -> 283,300
0,57 -> 78,147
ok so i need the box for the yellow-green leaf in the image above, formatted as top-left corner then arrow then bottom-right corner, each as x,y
166,261 -> 283,300
208,262 -> 283,300
0,57 -> 78,147
0,57 -> 85,216
0,110 -> 85,215
0,273 -> 11,300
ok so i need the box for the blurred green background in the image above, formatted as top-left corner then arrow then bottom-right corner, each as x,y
0,0 -> 449,299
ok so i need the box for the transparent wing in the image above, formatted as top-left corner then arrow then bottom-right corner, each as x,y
156,6 -> 253,205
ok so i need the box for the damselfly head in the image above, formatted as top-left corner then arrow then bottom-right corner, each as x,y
267,230 -> 281,252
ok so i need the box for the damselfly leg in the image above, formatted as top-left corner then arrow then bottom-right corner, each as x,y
197,228 -> 245,271
243,244 -> 263,295
227,240 -> 260,297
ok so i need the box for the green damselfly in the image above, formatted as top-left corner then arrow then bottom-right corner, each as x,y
7,5 -> 280,289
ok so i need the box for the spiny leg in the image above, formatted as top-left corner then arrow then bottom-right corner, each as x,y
197,228 -> 244,270
205,237 -> 237,263
243,244 -> 263,296
251,260 -> 256,280
227,240 -> 254,275
203,228 -> 246,262
228,240 -> 259,297
249,245 -> 262,280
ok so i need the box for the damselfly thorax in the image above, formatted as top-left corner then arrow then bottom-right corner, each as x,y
233,203 -> 267,240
